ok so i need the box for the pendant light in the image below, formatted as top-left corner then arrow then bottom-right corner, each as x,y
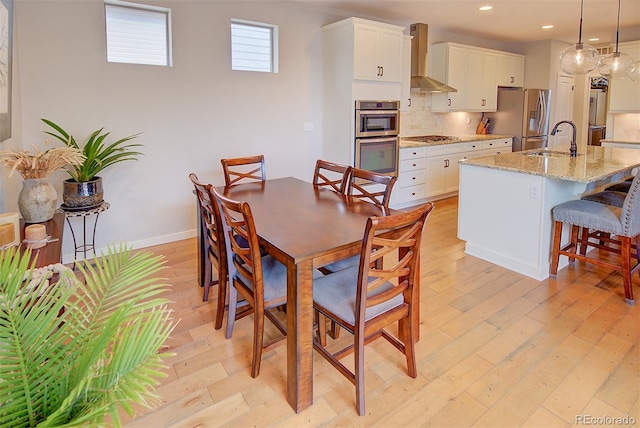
629,61 -> 640,82
598,0 -> 634,78
559,0 -> 600,75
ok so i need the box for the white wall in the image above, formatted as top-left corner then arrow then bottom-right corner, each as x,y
10,0 -> 339,260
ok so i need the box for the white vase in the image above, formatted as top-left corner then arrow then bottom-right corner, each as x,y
18,178 -> 57,223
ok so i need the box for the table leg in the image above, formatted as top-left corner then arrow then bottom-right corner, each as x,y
286,259 -> 314,412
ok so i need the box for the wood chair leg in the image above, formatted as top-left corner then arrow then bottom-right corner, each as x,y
251,304 -> 265,378
354,330 -> 366,416
579,227 -> 590,256
621,236 -> 635,305
400,315 -> 417,378
225,284 -> 239,339
203,258 -> 212,302
568,225 -> 579,264
315,311 -> 327,347
550,220 -> 563,275
329,321 -> 341,339
214,272 -> 226,330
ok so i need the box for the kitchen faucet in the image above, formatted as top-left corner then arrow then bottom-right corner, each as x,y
550,120 -> 577,157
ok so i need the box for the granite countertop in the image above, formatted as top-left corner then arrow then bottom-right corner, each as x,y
460,146 -> 640,183
600,139 -> 640,145
400,134 -> 513,148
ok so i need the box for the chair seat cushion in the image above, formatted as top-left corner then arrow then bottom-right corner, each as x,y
313,266 -> 404,326
236,255 -> 324,302
321,255 -> 359,273
553,199 -> 623,235
236,255 -> 287,302
581,191 -> 627,208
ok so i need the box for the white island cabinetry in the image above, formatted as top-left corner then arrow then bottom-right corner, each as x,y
458,146 -> 640,280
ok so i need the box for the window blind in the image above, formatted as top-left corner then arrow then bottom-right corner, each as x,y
231,22 -> 273,73
105,2 -> 171,66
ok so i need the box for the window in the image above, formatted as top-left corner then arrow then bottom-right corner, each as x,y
105,0 -> 172,66
231,20 -> 278,73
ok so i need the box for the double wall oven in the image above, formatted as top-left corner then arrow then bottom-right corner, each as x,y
354,100 -> 400,177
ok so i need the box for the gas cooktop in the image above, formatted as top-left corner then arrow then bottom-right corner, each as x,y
403,135 -> 460,142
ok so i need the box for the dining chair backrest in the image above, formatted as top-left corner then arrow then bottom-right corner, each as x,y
311,201 -> 434,415
355,202 -> 433,322
212,188 -> 263,300
313,159 -> 352,194
221,155 -> 266,186
188,174 -> 228,320
211,186 -> 288,377
347,168 -> 397,208
621,172 -> 640,237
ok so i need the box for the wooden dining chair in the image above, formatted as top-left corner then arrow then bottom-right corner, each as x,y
321,168 -> 399,340
346,168 -> 397,208
189,173 -> 228,330
313,202 -> 434,416
211,186 -> 287,378
313,159 -> 352,194
221,155 -> 266,186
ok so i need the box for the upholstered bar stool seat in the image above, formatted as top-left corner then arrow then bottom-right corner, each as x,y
550,173 -> 640,305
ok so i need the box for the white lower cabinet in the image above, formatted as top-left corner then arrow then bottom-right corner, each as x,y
392,138 -> 512,207
391,146 -> 427,205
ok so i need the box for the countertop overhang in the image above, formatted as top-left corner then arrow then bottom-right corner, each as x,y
460,146 -> 640,183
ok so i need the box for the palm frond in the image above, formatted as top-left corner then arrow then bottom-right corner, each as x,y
0,244 -> 175,427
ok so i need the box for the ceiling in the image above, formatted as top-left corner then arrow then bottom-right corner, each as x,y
298,0 -> 640,46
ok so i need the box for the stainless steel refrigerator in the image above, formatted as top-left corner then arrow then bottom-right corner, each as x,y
487,88 -> 551,152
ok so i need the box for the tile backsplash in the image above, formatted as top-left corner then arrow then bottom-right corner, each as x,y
611,114 -> 640,141
400,91 -> 483,136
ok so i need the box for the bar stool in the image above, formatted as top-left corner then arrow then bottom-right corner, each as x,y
580,175 -> 635,250
550,173 -> 640,304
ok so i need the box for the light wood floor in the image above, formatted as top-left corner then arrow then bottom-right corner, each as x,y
124,196 -> 639,427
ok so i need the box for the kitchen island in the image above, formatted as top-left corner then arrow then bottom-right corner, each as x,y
457,146 -> 640,280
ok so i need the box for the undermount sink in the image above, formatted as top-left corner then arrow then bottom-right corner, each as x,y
524,150 -> 575,158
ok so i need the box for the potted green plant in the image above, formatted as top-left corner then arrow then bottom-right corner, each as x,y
0,244 -> 175,426
41,118 -> 143,208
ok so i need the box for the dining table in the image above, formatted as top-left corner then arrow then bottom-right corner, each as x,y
221,176 -> 400,412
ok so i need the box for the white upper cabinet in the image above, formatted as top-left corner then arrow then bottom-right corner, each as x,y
497,53 -> 525,87
466,50 -> 498,111
608,41 -> 640,113
429,43 -> 468,111
352,20 -> 404,82
430,43 -> 503,112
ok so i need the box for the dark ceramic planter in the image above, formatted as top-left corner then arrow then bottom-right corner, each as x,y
62,177 -> 104,208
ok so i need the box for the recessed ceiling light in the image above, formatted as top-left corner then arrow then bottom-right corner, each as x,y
479,6 -> 493,11
542,25 -> 554,29
589,37 -> 600,42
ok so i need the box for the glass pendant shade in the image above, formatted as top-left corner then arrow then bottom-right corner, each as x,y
560,42 -> 600,75
629,61 -> 640,82
598,51 -> 634,78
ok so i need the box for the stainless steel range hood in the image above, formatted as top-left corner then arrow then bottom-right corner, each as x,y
410,23 -> 457,93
